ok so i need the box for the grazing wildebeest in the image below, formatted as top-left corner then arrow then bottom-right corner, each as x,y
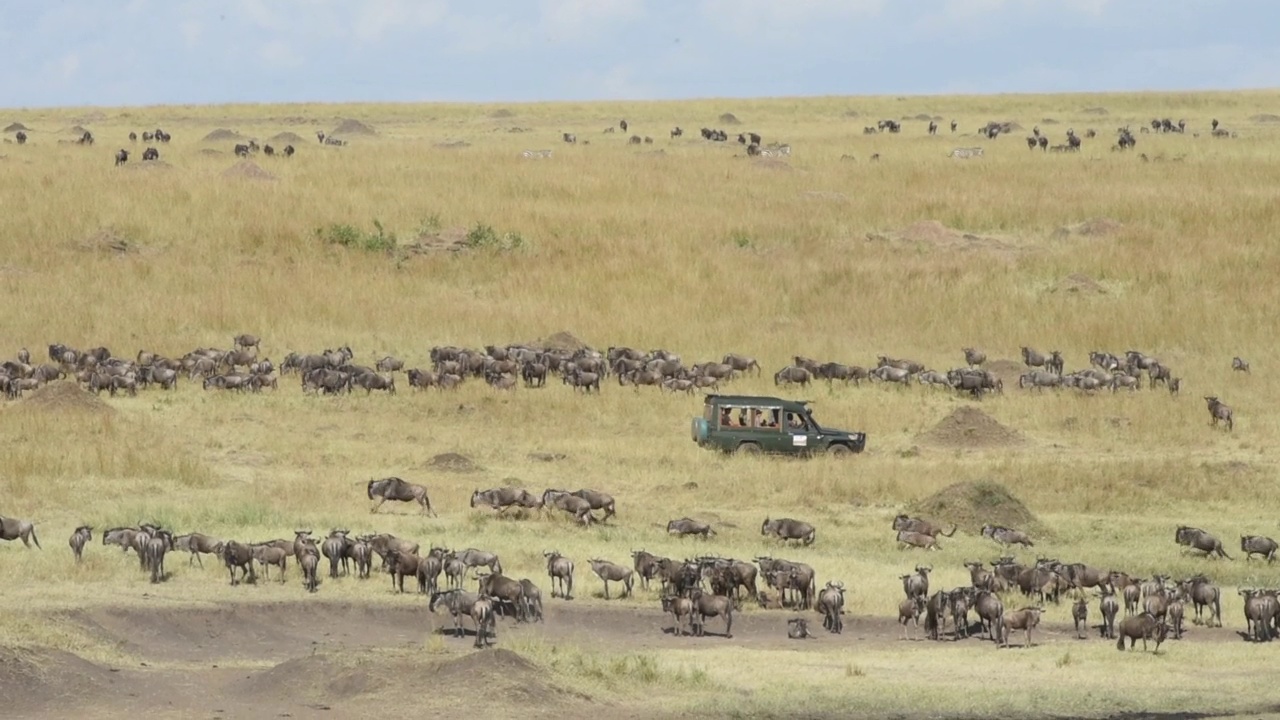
1204,396 -> 1233,430
670,126 -> 683,138
114,149 -> 129,166
0,515 -> 41,548
142,147 -> 159,161
367,476 -> 437,516
1232,356 -> 1250,373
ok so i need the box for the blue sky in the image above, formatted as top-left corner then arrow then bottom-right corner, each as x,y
3,0 -> 1277,108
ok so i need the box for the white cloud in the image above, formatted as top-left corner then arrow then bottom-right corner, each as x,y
58,53 -> 80,80
699,0 -> 885,37
260,40 -> 304,69
351,0 -> 450,43
181,20 -> 203,48
537,0 -> 645,42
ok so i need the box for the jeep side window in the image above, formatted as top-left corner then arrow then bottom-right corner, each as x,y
785,412 -> 809,431
720,407 -> 736,428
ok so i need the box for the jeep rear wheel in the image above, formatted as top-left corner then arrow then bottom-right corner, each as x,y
735,442 -> 761,456
827,443 -> 852,457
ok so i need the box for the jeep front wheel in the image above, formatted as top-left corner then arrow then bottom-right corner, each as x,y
735,442 -> 761,456
826,443 -> 852,457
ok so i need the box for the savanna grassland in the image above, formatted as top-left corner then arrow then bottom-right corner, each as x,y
3,90 -> 1280,719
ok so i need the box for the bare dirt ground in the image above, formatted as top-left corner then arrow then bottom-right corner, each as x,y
2,599 -> 1254,720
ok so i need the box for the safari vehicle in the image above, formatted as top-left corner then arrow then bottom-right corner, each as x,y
690,394 -> 867,457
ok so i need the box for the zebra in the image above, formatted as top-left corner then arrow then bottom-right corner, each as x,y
520,149 -> 552,159
949,147 -> 984,159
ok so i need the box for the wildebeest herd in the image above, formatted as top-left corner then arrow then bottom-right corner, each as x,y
4,488 -> 1272,652
888,519 -> 1266,652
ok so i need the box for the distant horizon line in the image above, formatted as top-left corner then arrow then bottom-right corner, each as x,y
5,86 -> 1280,114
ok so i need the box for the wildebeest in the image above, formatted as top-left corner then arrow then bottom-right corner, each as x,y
428,589 -> 481,638
999,606 -> 1042,648
689,590 -> 734,638
892,515 -> 956,539
1179,575 -> 1222,627
569,488 -> 616,522
172,532 -> 224,567
773,365 -> 812,387
145,530 -> 173,583
816,581 -> 845,633
251,544 -> 289,582
519,579 -> 544,622
962,347 -> 987,367
1072,596 -> 1088,639
1116,612 -> 1168,652
367,476 -> 436,516
902,565 -> 931,600
1175,525 -> 1231,560
667,517 -> 716,539
234,143 -> 250,157
0,515 -> 41,548
141,147 -> 159,161
721,353 -> 760,376
1232,356 -> 1250,373
450,547 -> 502,576
544,550 -> 574,600
981,524 -> 1034,548
761,517 -> 815,546
1099,587 -> 1120,639
541,489 -> 598,526
15,131 -> 27,144
1241,535 -> 1278,562
114,149 -> 129,166
896,530 -> 940,551
588,558 -> 634,599
898,597 -> 926,640
1204,396 -> 1234,431
283,145 -> 295,157
68,526 -> 92,562
1239,589 -> 1277,642
221,541 -> 257,585
471,486 -> 541,514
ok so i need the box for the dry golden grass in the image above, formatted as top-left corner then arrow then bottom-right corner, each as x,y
3,89 -> 1280,717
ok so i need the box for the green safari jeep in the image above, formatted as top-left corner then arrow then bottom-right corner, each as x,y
690,394 -> 867,457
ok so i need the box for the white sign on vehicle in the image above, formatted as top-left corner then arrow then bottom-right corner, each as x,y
792,435 -> 807,447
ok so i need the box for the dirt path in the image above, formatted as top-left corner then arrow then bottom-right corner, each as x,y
3,600 -> 1251,720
